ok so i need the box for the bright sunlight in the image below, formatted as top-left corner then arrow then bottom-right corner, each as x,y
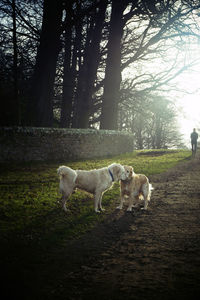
176,62 -> 200,146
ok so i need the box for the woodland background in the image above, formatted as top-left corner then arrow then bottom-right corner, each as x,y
0,0 -> 200,149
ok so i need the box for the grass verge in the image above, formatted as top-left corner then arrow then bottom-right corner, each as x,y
0,149 -> 191,245
0,149 -> 192,299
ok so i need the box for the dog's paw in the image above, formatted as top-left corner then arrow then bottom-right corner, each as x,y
63,206 -> 68,212
133,204 -> 139,208
141,207 -> 147,210
95,209 -> 101,213
100,207 -> 105,212
116,206 -> 123,210
127,207 -> 132,212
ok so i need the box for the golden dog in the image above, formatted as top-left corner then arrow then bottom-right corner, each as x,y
117,165 -> 153,211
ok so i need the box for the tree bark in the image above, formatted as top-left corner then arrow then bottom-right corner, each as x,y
75,0 -> 107,128
28,0 -> 63,127
100,1 -> 127,130
71,1 -> 84,128
60,3 -> 74,128
12,0 -> 20,125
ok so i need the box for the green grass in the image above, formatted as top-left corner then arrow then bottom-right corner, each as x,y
0,149 -> 191,246
0,149 -> 192,299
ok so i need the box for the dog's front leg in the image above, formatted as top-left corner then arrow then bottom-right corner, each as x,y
127,194 -> 134,212
94,191 -> 102,213
61,195 -> 68,212
141,196 -> 148,210
116,194 -> 125,210
99,193 -> 105,211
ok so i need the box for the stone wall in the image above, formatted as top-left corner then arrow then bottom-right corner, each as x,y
0,127 -> 134,162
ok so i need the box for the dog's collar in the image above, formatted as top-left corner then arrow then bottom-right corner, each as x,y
108,169 -> 114,182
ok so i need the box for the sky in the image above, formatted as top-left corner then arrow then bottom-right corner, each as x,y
175,63 -> 200,147
177,95 -> 200,146
174,17 -> 200,147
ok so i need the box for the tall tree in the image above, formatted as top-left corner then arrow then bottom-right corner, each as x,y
100,0 -> 128,130
100,0 -> 200,130
27,0 -> 63,127
60,0 -> 74,128
11,0 -> 20,125
0,0 -> 199,129
75,0 -> 108,128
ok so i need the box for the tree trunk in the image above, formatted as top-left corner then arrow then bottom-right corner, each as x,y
12,0 -> 20,125
100,1 -> 127,130
75,0 -> 107,128
27,0 -> 63,127
60,3 -> 73,128
71,1 -> 84,128
155,116 -> 162,149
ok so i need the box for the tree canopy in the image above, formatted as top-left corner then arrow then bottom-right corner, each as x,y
0,0 -> 199,148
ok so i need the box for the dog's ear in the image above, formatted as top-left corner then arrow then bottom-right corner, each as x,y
112,165 -> 122,178
116,166 -> 121,176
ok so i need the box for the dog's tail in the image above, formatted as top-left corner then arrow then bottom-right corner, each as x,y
57,166 -> 69,178
149,183 -> 154,191
57,166 -> 77,183
147,183 -> 154,201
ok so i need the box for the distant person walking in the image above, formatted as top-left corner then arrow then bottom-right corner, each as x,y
190,128 -> 198,156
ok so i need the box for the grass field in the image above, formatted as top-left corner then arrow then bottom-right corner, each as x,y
0,149 -> 191,246
0,149 -> 193,299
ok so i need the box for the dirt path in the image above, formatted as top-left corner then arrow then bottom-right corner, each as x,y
3,154 -> 200,300
48,153 -> 200,300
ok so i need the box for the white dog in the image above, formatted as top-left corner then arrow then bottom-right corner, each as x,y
117,165 -> 153,211
57,163 -> 128,213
